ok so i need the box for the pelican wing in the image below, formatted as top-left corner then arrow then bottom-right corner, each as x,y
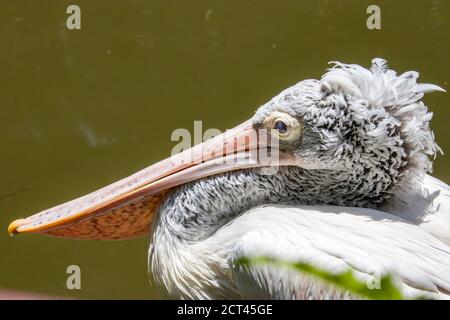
382,174 -> 450,245
209,205 -> 450,299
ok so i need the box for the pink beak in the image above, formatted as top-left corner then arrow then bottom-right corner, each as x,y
8,119 -> 297,240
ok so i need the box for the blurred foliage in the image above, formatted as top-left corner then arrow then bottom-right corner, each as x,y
237,256 -> 406,300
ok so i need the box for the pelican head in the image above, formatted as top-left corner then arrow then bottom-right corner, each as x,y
8,58 -> 445,299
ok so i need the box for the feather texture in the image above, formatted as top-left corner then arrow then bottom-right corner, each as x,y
151,204 -> 450,299
148,59 -> 450,300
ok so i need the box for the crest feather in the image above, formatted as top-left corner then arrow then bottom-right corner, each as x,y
321,58 -> 445,181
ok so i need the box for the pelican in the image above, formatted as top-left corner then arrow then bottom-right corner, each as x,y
8,58 -> 450,299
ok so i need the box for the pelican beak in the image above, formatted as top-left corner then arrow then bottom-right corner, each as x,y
8,119 -> 297,240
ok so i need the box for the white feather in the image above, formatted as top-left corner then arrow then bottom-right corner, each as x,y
383,174 -> 450,245
215,206 -> 450,299
151,204 -> 450,299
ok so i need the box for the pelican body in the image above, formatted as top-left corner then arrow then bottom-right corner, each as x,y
9,59 -> 450,299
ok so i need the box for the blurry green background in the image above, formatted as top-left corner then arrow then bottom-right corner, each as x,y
0,0 -> 448,299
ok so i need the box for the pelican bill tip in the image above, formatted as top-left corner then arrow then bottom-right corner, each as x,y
7,218 -> 31,236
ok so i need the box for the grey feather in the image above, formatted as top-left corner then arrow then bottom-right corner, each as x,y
149,58 -> 449,300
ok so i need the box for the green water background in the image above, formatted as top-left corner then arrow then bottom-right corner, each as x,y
0,0 -> 449,298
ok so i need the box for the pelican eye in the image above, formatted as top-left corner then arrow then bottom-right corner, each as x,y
263,111 -> 302,142
274,120 -> 288,133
